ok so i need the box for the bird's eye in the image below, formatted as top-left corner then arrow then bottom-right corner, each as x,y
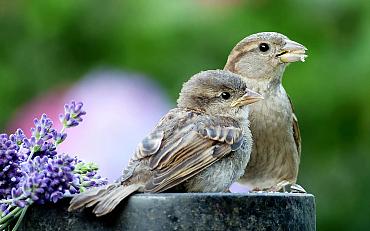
220,92 -> 231,100
259,43 -> 270,52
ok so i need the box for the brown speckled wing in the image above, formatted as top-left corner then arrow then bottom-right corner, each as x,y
288,96 -> 301,157
119,130 -> 164,182
144,121 -> 243,193
133,130 -> 164,161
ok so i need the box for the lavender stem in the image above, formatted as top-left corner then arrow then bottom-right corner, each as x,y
26,150 -> 35,161
0,207 -> 21,225
11,206 -> 28,231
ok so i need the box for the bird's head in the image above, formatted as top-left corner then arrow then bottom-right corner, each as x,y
177,70 -> 263,119
224,32 -> 307,83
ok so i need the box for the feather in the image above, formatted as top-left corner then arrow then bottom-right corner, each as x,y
68,183 -> 140,216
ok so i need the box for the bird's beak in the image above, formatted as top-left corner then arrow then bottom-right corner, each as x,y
276,39 -> 308,63
230,89 -> 264,107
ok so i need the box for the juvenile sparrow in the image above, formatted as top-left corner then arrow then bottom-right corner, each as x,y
68,70 -> 263,216
224,32 -> 307,192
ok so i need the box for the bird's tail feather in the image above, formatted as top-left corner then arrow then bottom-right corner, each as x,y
92,184 -> 140,216
68,183 -> 140,216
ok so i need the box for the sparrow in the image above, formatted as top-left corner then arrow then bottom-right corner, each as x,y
224,32 -> 307,192
68,70 -> 263,216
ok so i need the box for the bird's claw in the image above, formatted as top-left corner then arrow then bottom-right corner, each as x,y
289,184 -> 306,193
267,181 -> 307,193
267,180 -> 290,192
280,183 -> 306,193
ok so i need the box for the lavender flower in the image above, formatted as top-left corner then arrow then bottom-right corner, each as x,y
22,114 -> 60,160
13,154 -> 78,205
59,101 -> 86,128
0,101 -> 107,231
0,134 -> 24,199
10,129 -> 27,146
74,162 -> 108,192
31,114 -> 54,141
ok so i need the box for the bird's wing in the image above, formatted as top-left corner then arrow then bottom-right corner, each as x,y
288,95 -> 301,157
142,115 -> 244,192
118,129 -> 165,182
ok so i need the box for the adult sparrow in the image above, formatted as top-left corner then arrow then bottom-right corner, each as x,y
68,70 -> 263,216
224,32 -> 307,192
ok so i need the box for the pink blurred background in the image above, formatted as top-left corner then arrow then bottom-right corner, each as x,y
8,70 -> 171,181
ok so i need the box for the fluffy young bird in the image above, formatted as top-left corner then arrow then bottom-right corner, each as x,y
68,70 -> 263,216
224,32 -> 307,192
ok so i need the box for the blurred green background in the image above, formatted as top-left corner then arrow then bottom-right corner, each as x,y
0,0 -> 369,230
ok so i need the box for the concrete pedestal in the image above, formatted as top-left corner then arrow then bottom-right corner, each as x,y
20,193 -> 315,231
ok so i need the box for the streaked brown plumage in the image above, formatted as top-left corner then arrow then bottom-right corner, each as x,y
68,70 -> 263,216
224,32 -> 307,191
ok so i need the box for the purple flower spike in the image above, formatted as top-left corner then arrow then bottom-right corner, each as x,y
59,101 -> 86,128
0,100 -> 109,231
0,134 -> 22,197
50,191 -> 63,203
0,203 -> 8,213
13,153 -> 80,205
14,199 -> 27,208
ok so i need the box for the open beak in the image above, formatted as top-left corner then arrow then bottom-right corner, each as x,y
230,89 -> 264,107
276,39 -> 308,63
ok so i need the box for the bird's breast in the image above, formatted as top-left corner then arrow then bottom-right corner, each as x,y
241,87 -> 299,189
